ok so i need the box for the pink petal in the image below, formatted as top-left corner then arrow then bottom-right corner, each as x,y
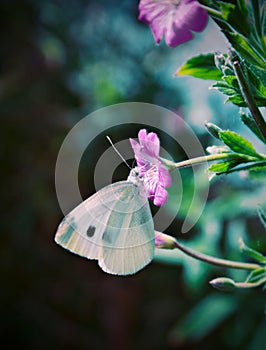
153,185 -> 168,206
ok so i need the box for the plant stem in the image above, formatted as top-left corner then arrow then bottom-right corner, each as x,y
233,60 -> 266,142
235,277 -> 266,289
200,5 -> 224,20
160,153 -> 257,171
173,239 -> 260,271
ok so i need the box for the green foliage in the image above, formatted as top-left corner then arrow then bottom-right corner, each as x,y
240,113 -> 266,143
206,126 -> 266,175
176,54 -> 223,80
239,238 -> 266,264
211,53 -> 266,107
219,130 -> 262,157
208,160 -> 244,173
257,206 -> 266,228
245,268 -> 266,286
223,31 -> 266,70
169,294 -> 237,342
219,1 -> 250,37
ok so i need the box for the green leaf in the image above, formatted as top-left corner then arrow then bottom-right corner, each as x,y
223,75 -> 239,87
239,237 -> 266,264
225,94 -> 246,106
223,31 -> 266,70
219,130 -> 261,157
220,160 -> 266,175
240,113 -> 266,143
219,2 -> 250,37
176,54 -> 223,80
246,65 -> 266,99
246,268 -> 266,283
208,160 -> 243,173
211,81 -> 237,96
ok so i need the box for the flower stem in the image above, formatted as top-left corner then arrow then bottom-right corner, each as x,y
200,4 -> 224,20
233,60 -> 266,142
234,277 -> 266,289
173,238 -> 260,271
160,153 -> 257,171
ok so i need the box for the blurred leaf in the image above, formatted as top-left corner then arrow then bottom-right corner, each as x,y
169,294 -> 237,343
239,237 -> 266,264
219,131 -> 261,157
240,113 -> 266,143
176,54 -> 223,80
219,1 -> 250,37
245,268 -> 266,283
257,206 -> 266,229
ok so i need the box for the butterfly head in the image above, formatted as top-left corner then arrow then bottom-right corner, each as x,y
127,167 -> 144,185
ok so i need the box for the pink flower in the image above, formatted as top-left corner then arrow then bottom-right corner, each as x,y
130,129 -> 171,206
138,0 -> 208,47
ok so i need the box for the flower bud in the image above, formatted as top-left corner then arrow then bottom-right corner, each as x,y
155,231 -> 177,249
206,145 -> 231,155
214,51 -> 226,71
209,277 -> 236,292
204,122 -> 222,139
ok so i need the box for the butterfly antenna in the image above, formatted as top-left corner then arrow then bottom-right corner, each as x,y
106,136 -> 131,169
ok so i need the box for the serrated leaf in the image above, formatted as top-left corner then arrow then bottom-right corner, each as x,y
223,75 -> 238,87
225,94 -> 246,106
239,237 -> 266,263
240,113 -> 266,143
211,81 -> 237,96
176,54 -> 223,80
219,131 -> 261,157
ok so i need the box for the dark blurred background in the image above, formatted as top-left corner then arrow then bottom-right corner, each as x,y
1,0 -> 266,349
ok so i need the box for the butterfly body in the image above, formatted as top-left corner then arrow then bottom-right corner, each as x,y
55,168 -> 155,275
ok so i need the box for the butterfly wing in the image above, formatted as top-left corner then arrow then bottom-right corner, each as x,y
55,180 -> 154,275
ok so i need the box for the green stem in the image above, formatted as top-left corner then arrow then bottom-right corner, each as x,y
200,4 -> 224,20
173,239 -> 260,271
233,61 -> 266,142
160,153 -> 257,171
235,277 -> 266,288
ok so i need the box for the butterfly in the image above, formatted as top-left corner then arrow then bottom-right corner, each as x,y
55,168 -> 155,275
